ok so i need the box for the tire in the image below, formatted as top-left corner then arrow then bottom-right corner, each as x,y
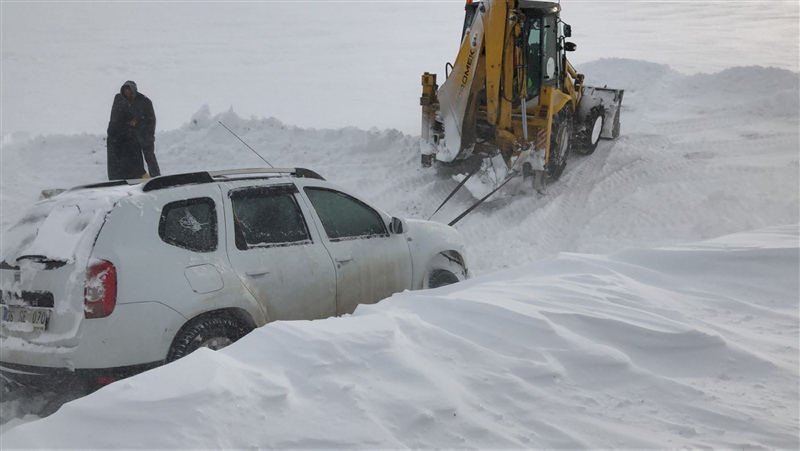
546,111 -> 573,181
421,154 -> 433,168
427,269 -> 460,288
423,253 -> 466,289
166,315 -> 251,363
573,105 -> 605,156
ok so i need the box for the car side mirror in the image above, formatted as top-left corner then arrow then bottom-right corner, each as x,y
563,24 -> 572,38
389,217 -> 404,234
564,41 -> 577,52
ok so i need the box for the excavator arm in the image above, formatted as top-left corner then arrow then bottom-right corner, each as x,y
422,0 -> 519,162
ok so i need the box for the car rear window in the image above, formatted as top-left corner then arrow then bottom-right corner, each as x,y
159,198 -> 218,253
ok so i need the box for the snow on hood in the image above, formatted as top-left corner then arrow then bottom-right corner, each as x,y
3,226 -> 797,448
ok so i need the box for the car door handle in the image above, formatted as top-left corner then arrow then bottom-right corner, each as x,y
336,255 -> 353,268
245,268 -> 271,277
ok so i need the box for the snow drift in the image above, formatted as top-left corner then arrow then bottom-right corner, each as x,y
2,226 -> 797,448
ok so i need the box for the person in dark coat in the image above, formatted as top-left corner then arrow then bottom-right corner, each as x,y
106,80 -> 161,180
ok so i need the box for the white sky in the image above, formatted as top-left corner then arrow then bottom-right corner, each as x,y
1,1 -> 798,138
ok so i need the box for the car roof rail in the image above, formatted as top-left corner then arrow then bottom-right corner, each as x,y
63,168 -> 325,194
67,179 -> 143,192
141,167 -> 325,192
142,171 -> 215,192
207,167 -> 325,180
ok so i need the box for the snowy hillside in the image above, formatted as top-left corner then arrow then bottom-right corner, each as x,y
2,61 -> 798,275
1,0 -> 798,448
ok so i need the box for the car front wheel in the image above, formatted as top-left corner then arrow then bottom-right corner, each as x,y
423,253 -> 466,289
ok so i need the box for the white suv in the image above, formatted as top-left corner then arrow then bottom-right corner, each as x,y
0,168 -> 468,389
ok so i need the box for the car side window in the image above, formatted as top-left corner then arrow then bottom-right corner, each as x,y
230,185 -> 311,250
159,198 -> 218,253
304,187 -> 387,241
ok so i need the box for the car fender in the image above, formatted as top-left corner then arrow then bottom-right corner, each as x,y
403,219 -> 468,289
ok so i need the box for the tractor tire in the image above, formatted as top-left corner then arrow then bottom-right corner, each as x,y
547,111 -> 573,181
573,105 -> 605,156
421,154 -> 433,168
166,314 -> 251,363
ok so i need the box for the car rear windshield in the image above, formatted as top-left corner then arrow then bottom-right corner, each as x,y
1,187 -> 130,265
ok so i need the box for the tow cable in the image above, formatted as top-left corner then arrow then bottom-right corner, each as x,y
429,146 -> 530,226
427,167 -> 480,220
448,171 -> 520,227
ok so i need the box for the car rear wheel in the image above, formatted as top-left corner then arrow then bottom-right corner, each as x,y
166,315 -> 251,363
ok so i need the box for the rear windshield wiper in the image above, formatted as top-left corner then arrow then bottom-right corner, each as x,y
15,255 -> 68,270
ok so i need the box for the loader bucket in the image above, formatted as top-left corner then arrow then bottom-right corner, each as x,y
583,86 -> 624,139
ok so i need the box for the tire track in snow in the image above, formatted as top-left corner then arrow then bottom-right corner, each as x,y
454,85 -> 798,275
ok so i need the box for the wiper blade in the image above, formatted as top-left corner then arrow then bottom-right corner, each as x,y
15,255 -> 68,269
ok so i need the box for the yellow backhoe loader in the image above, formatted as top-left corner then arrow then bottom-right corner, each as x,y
421,0 -> 624,194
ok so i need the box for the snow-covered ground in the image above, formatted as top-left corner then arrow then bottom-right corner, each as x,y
1,0 -> 798,448
3,226 -> 798,448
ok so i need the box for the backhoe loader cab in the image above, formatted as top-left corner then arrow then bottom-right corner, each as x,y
463,2 -> 564,98
421,0 -> 623,193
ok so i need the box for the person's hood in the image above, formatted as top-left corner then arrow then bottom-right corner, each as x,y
120,80 -> 138,99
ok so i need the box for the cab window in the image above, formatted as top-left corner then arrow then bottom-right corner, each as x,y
304,187 -> 387,241
525,15 -> 542,99
159,198 -> 217,253
230,185 -> 311,250
541,13 -> 559,85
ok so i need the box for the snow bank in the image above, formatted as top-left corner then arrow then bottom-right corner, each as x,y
3,226 -> 797,448
2,60 -> 797,277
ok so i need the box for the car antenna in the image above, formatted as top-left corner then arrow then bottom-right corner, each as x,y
218,121 -> 274,168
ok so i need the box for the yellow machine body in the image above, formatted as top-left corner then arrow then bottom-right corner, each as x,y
421,0 -> 624,189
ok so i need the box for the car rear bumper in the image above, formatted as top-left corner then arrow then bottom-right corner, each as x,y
0,359 -> 163,391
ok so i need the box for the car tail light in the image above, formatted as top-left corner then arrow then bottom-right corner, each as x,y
84,260 -> 117,319
94,377 -> 117,386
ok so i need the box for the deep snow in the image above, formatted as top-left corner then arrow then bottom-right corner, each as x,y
3,226 -> 798,448
1,0 -> 799,448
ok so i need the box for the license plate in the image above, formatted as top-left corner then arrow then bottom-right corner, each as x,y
1,305 -> 51,331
